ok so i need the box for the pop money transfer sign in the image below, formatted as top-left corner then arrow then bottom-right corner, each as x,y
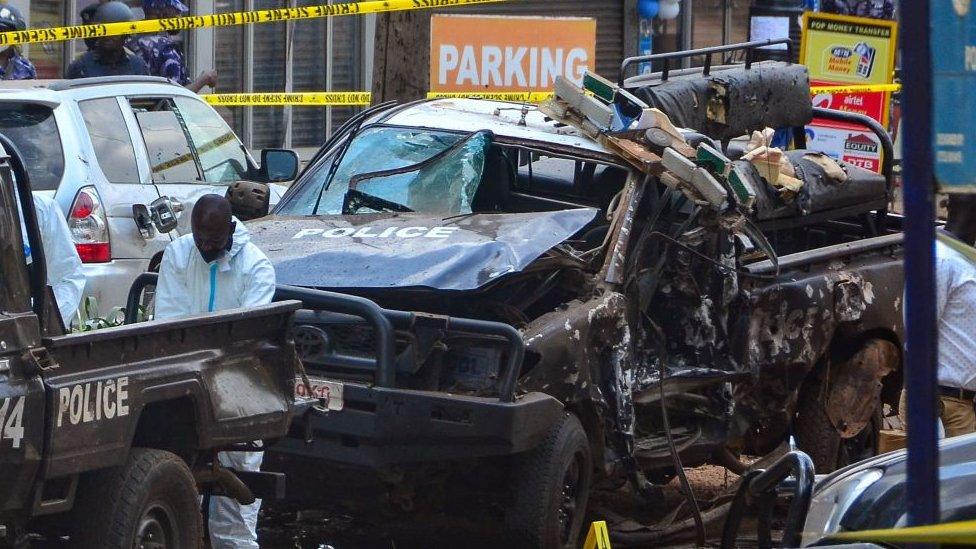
801,12 -> 897,173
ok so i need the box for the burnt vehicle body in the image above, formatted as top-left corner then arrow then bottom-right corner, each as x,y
0,135 -> 303,548
253,44 -> 905,546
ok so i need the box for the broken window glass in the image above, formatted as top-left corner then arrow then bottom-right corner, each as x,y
346,131 -> 490,215
278,126 -> 489,216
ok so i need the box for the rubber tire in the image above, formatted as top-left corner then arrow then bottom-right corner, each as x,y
504,413 -> 593,549
795,376 -> 880,473
68,448 -> 203,549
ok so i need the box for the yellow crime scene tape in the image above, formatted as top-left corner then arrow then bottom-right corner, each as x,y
809,83 -> 902,94
151,131 -> 237,173
426,91 -> 554,102
830,519 -> 976,545
201,85 -> 903,108
203,92 -> 372,106
0,0 -> 508,47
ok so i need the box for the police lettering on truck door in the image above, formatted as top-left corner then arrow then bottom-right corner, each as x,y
0,396 -> 25,449
56,377 -> 130,427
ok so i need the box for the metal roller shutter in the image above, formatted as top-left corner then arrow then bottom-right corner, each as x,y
446,0 -> 626,77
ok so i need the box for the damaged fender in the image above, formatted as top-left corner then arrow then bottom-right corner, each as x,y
826,338 -> 899,438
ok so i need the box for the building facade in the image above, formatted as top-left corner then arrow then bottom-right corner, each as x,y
9,0 -> 758,151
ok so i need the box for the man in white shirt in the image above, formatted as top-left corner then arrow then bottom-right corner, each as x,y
926,235 -> 976,437
902,234 -> 976,437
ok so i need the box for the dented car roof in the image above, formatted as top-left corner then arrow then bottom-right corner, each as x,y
382,98 -> 614,157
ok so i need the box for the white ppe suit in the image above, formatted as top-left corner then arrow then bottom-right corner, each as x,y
21,194 -> 86,327
154,221 -> 275,549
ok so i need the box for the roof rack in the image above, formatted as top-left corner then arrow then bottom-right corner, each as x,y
47,75 -> 174,91
618,38 -> 793,85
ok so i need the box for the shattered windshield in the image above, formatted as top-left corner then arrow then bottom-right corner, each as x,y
276,127 -> 489,216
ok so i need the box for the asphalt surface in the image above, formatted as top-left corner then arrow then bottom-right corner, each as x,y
256,464 -> 778,548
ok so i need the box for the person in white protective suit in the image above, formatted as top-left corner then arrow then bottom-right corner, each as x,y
154,194 -> 275,548
20,193 -> 86,328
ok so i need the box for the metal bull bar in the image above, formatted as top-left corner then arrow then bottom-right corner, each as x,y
125,273 -> 526,402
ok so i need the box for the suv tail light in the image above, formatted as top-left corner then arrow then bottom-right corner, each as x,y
68,186 -> 110,263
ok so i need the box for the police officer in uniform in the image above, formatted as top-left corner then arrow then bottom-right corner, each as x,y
0,5 -> 36,80
821,0 -> 895,19
136,0 -> 217,92
67,1 -> 149,79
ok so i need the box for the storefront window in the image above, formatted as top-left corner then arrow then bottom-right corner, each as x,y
330,14 -> 361,134
291,0 -> 327,148
28,0 -> 65,78
207,0 -> 365,149
215,0 -> 246,136
692,0 -> 749,52
252,0 -> 286,149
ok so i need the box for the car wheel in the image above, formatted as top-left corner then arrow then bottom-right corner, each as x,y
796,375 -> 881,472
68,448 -> 202,548
505,413 -> 592,549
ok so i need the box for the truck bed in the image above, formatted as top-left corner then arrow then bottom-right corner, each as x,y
38,301 -> 301,478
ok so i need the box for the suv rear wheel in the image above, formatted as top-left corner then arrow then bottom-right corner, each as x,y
505,413 -> 592,549
69,448 -> 202,548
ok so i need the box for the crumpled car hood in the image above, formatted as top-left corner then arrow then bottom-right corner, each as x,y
247,209 -> 598,291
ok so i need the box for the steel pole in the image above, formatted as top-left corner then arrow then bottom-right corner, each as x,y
900,0 -> 940,530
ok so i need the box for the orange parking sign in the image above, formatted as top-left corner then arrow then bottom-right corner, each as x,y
430,14 -> 596,94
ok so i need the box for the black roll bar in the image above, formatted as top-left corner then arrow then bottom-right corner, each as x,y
720,450 -> 815,549
812,106 -> 895,189
618,38 -> 794,85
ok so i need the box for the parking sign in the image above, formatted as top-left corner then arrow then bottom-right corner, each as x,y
933,1 -> 976,192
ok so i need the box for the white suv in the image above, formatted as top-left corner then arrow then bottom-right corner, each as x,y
0,76 -> 297,311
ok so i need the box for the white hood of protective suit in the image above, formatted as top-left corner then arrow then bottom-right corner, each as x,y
154,218 -> 276,320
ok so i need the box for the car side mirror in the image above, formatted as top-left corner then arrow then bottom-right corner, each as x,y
261,149 -> 299,183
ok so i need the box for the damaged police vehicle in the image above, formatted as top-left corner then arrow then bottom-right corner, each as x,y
235,47 -> 904,547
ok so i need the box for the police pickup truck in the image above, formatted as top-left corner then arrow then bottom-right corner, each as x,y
0,135 -> 302,547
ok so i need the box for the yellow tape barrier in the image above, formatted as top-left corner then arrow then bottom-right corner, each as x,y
151,131 -> 238,173
809,83 -> 902,94
831,519 -> 976,545
427,85 -> 901,103
0,0 -> 507,47
426,91 -> 554,102
203,92 -> 372,106
202,83 -> 902,108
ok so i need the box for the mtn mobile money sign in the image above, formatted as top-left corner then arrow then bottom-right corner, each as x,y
800,12 -> 897,128
430,15 -> 596,93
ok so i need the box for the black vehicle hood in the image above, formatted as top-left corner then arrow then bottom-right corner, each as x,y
247,209 -> 598,291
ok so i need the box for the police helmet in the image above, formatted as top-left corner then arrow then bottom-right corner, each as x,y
93,1 -> 138,24
143,0 -> 189,15
0,4 -> 27,33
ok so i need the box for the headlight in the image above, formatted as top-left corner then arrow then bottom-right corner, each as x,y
800,468 -> 884,546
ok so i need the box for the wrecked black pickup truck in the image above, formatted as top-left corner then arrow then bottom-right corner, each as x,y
0,136 -> 303,548
240,43 -> 903,547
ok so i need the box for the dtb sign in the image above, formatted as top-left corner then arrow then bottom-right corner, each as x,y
430,15 -> 597,93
